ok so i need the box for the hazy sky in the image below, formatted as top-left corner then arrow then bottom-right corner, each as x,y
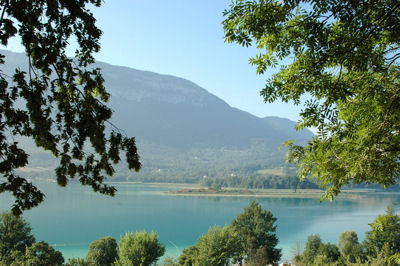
5,0 -> 304,122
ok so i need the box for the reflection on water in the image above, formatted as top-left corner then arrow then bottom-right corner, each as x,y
0,182 -> 399,261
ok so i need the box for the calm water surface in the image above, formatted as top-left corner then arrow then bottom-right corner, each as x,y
1,182 -> 399,262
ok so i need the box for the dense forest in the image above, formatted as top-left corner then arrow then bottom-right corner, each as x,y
20,140 -> 400,192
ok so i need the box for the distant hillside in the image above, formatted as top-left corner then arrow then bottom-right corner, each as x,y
99,60 -> 313,147
1,50 -> 313,183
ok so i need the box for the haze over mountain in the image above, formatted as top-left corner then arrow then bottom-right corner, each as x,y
2,50 -> 313,182
98,61 -> 313,148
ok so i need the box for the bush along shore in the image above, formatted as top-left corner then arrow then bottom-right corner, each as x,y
2,202 -> 400,265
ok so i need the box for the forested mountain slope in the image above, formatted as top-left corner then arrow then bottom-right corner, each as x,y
2,50 -> 313,183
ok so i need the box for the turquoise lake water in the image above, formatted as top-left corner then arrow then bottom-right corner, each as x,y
1,182 -> 399,262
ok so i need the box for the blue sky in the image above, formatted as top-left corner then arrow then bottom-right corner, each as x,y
5,0 -> 303,122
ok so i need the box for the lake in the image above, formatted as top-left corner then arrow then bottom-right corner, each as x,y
1,182 -> 399,262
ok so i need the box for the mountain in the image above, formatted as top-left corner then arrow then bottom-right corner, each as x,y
1,50 -> 313,182
98,61 -> 313,148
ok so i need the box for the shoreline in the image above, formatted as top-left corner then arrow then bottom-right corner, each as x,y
113,182 -> 377,199
161,188 -> 372,199
105,181 -> 203,189
51,180 -> 392,199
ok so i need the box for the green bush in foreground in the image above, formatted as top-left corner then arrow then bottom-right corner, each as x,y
86,236 -> 118,266
364,206 -> 400,257
187,225 -> 241,266
295,207 -> 400,266
0,211 -> 35,258
116,231 -> 165,266
179,201 -> 281,266
231,201 -> 281,264
0,212 -> 64,265
65,257 -> 90,266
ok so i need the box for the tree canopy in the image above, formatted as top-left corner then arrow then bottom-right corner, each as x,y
0,211 -> 35,259
231,201 -> 281,264
86,236 -> 118,266
338,231 -> 363,263
0,0 -> 141,214
179,225 -> 241,266
295,208 -> 400,265
177,201 -> 280,265
20,241 -> 64,266
364,206 -> 400,257
116,231 -> 165,266
0,211 -> 63,265
223,0 -> 400,199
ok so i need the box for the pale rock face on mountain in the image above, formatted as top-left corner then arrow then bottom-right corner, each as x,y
1,49 -> 313,149
99,62 -> 211,107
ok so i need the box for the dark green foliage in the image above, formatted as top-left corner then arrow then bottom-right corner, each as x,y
23,241 -> 64,266
296,208 -> 400,265
0,0 -> 140,215
201,175 -> 318,190
363,206 -> 400,257
177,202 -> 280,265
367,243 -> 399,266
246,245 -> 283,266
86,236 -> 118,266
65,257 -> 90,266
0,249 -> 25,265
318,242 -> 340,263
298,235 -> 340,265
0,211 -> 35,259
0,212 -> 64,265
223,0 -> 400,199
180,226 -> 241,266
338,231 -> 364,263
231,201 -> 281,265
178,245 -> 198,266
160,256 -> 179,266
116,231 -> 165,266
300,234 -> 323,265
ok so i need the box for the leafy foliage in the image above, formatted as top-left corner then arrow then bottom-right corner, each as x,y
0,211 -> 35,259
300,234 -> 323,265
338,231 -> 364,263
177,201 -> 280,265
160,256 -> 179,266
363,206 -> 400,257
0,0 -> 141,215
296,234 -> 344,265
65,258 -> 90,266
22,241 -> 64,266
201,174 -> 318,191
0,212 -> 64,265
86,236 -> 118,266
231,201 -> 281,265
180,226 -> 241,266
116,231 -> 165,266
223,0 -> 400,199
178,245 -> 198,266
296,207 -> 400,265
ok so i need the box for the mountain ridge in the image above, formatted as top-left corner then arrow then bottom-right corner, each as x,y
1,49 -> 312,182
